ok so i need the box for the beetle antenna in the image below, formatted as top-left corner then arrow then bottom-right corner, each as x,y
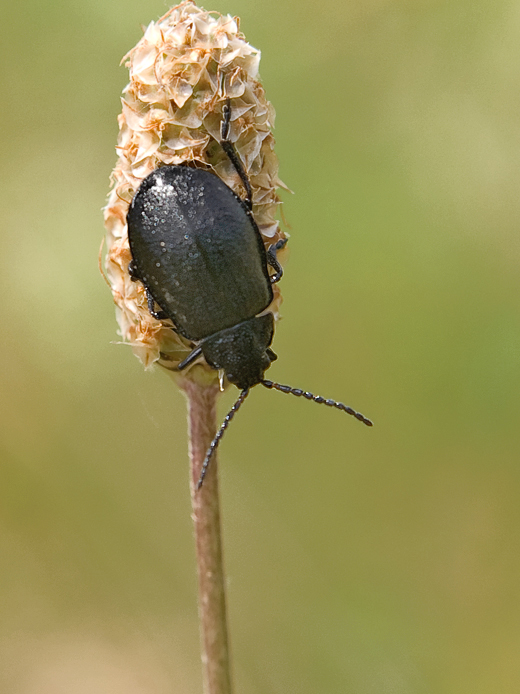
261,380 -> 373,426
197,388 -> 250,490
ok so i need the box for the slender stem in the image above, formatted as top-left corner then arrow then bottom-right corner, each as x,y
181,378 -> 233,694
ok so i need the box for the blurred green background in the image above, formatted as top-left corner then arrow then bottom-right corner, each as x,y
2,0 -> 520,691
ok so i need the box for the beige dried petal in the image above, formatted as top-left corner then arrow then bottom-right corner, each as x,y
143,21 -> 163,46
223,67 -> 246,98
237,128 -> 268,169
131,46 -> 160,85
120,99 -> 144,131
170,77 -> 194,107
257,221 -> 280,238
131,156 -> 157,180
134,131 -> 161,162
132,84 -> 170,107
163,125 -> 209,150
171,100 -> 205,129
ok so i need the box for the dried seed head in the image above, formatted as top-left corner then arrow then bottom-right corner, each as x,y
103,1 -> 288,383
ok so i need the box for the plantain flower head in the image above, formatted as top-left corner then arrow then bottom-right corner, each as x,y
103,0 -> 287,383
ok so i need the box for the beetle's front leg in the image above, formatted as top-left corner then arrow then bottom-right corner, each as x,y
266,238 -> 287,284
220,99 -> 253,211
177,346 -> 203,371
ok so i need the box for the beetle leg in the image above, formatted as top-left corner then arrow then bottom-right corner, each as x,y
130,260 -> 178,327
146,290 -> 169,321
144,289 -> 183,335
220,99 -> 253,211
266,238 -> 288,284
177,346 -> 203,371
130,260 -> 169,321
128,259 -> 140,281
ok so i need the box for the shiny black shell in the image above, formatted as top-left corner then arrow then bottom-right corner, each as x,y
127,165 -> 273,341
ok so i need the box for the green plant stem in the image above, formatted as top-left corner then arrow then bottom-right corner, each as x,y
181,378 -> 233,694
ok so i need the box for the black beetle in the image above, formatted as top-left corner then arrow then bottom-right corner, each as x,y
127,101 -> 372,488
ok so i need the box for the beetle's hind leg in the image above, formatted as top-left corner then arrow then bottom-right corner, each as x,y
145,291 -> 183,337
129,260 -> 180,330
266,238 -> 288,284
220,99 -> 253,211
129,260 -> 170,320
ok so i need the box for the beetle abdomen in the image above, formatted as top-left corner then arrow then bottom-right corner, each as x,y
127,166 -> 273,340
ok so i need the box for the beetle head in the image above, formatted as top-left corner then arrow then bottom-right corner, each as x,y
201,313 -> 275,390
